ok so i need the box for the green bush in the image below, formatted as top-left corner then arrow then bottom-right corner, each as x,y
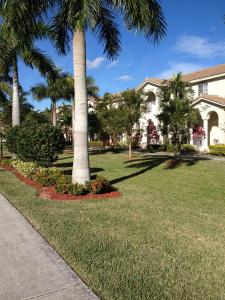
89,140 -> 103,149
6,122 -> 65,166
67,183 -> 87,195
0,159 -> 13,167
6,126 -> 20,154
12,160 -> 38,179
159,143 -> 175,152
55,175 -> 71,193
180,144 -> 197,154
209,144 -> 225,156
35,167 -> 62,186
88,176 -> 111,194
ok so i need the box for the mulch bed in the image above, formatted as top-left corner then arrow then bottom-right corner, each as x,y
0,163 -> 121,201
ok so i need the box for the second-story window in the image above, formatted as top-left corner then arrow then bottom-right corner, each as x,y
146,92 -> 156,112
198,83 -> 208,96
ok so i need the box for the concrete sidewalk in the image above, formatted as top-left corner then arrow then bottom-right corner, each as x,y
0,194 -> 99,300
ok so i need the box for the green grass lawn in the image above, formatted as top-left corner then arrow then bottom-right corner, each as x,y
1,151 -> 225,299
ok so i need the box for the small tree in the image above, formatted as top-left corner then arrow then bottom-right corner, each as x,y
118,89 -> 147,158
96,93 -> 125,147
157,73 -> 199,148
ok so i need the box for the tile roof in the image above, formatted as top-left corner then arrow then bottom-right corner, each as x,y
143,78 -> 164,85
181,64 -> 225,82
194,94 -> 225,106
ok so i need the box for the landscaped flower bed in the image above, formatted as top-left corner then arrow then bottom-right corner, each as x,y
0,159 -> 121,201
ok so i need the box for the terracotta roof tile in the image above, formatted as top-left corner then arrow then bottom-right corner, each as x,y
194,94 -> 225,106
181,64 -> 225,82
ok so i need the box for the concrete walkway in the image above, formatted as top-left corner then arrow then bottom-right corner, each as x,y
0,194 -> 99,300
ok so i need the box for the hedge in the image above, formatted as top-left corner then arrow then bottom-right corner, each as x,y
209,144 -> 225,156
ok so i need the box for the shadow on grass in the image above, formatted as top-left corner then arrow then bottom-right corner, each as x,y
164,156 -> 211,169
110,155 -> 210,185
110,156 -> 168,185
57,160 -> 104,176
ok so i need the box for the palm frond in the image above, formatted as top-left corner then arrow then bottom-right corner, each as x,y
21,47 -> 58,79
50,1 -> 72,55
92,2 -> 121,59
30,83 -> 49,101
113,0 -> 166,44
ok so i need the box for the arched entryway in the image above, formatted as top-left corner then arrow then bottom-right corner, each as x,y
208,111 -> 219,145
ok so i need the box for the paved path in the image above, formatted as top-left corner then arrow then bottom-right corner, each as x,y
0,194 -> 99,300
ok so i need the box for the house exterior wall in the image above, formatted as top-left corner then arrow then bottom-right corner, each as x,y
138,83 -> 163,148
191,76 -> 225,98
138,76 -> 225,151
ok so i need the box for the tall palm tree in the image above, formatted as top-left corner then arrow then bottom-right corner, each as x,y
48,0 -> 166,184
0,1 -> 57,127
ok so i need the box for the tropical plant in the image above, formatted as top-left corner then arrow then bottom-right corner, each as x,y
157,73 -> 199,146
96,93 -> 125,147
31,73 -> 71,126
0,1 -> 57,127
48,0 -> 166,184
117,89 -> 147,158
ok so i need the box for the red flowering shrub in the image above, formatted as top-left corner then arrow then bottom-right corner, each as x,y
192,126 -> 206,139
147,121 -> 159,143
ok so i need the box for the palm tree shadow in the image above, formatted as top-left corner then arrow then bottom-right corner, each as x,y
110,156 -> 168,185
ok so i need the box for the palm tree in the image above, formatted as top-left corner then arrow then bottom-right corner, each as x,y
0,1 -> 57,127
31,73 -> 71,126
49,0 -> 166,184
31,75 -> 99,126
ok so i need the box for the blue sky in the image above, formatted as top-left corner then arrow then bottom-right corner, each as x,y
19,0 -> 225,110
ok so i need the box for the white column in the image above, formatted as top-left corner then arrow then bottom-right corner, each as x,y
202,117 -> 209,151
189,128 -> 193,145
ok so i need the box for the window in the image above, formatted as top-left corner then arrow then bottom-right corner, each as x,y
146,92 -> 156,112
198,83 -> 208,96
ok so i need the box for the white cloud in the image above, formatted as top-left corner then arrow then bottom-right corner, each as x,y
175,34 -> 225,58
157,62 -> 204,79
115,75 -> 134,81
106,60 -> 118,69
87,57 -> 105,69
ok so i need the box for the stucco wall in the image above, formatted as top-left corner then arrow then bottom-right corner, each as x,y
192,77 -> 225,98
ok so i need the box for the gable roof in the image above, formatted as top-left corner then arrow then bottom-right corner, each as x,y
192,94 -> 225,107
136,77 -> 164,90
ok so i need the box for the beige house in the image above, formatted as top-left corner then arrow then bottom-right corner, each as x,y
137,64 -> 225,151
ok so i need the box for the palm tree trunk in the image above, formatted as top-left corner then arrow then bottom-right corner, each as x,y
12,56 -> 20,127
72,99 -> 75,149
72,29 -> 90,184
129,141 -> 132,158
52,100 -> 57,126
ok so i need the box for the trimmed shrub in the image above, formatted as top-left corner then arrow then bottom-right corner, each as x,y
209,144 -> 225,156
6,126 -> 20,154
159,143 -> 175,152
6,122 -> 65,166
35,167 -> 62,186
12,160 -> 38,179
89,140 -> 103,150
88,176 -> 111,194
180,144 -> 197,154
0,159 -> 13,167
55,175 -> 71,193
67,183 -> 87,195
